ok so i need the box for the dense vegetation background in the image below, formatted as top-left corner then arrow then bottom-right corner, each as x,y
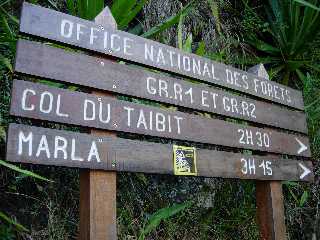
0,0 -> 319,239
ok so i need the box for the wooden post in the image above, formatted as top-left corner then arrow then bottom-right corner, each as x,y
249,64 -> 287,240
79,6 -> 118,240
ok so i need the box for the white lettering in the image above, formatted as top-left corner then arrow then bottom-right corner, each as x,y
54,136 -> 67,159
56,95 -> 69,117
60,19 -> 73,38
71,138 -> 83,161
145,44 -> 154,61
39,91 -> 53,114
36,135 -> 50,158
84,99 -> 95,121
90,27 -> 99,45
18,131 -> 33,156
88,141 -> 101,162
123,37 -> 133,56
146,77 -> 157,95
124,106 -> 134,127
21,89 -> 35,111
155,112 -> 165,132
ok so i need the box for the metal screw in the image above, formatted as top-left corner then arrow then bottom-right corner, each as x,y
113,123 -> 118,128
100,25 -> 104,30
113,85 -> 117,89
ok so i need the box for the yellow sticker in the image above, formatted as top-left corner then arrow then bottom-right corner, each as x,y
173,145 -> 197,176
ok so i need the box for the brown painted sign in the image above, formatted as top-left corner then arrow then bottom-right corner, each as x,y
15,40 -> 307,133
10,80 -> 310,157
19,2 -> 304,110
6,124 -> 314,181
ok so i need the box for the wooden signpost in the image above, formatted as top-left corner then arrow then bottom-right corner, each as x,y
6,123 -> 313,181
5,2 -> 314,239
10,80 -> 310,157
15,39 -> 308,133
78,9 -> 118,240
19,2 -> 304,110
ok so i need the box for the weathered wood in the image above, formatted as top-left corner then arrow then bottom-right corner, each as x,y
6,123 -> 314,181
19,2 -> 304,110
251,64 -> 287,240
79,8 -> 118,240
79,169 -> 117,240
10,80 -> 311,157
256,181 -> 287,240
14,39 -> 307,133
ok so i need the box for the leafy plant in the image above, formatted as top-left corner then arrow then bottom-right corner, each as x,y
141,2 -> 194,38
111,0 -> 149,30
283,181 -> 310,207
246,0 -> 320,85
138,201 -> 192,240
0,212 -> 29,233
207,0 -> 222,35
294,0 -> 320,10
65,0 -> 104,20
65,0 -> 194,39
0,160 -> 53,182
177,11 -> 206,56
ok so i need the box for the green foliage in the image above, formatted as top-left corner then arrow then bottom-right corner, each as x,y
65,0 -> 104,20
0,212 -> 29,233
246,0 -> 320,85
111,0 -> 149,30
0,0 -> 319,239
294,0 -> 320,10
138,201 -> 192,239
178,13 -> 193,53
177,12 -> 206,55
283,181 -> 309,207
0,225 -> 15,240
207,0 -> 221,35
141,2 -> 194,38
65,0 -> 193,39
0,160 -> 53,182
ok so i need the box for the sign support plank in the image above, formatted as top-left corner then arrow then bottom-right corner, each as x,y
256,181 -> 286,240
250,64 -> 287,240
79,7 -> 117,240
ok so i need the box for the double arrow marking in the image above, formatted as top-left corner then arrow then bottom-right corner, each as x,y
295,137 -> 308,155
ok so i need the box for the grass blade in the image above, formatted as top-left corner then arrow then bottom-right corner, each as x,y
0,54 -> 13,73
141,2 -> 194,38
0,159 -> 53,182
118,0 -> 149,29
66,0 -> 76,16
139,201 -> 192,239
0,212 -> 29,232
294,0 -> 320,11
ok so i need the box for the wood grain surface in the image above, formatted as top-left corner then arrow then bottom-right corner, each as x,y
19,2 -> 304,110
6,123 -> 314,182
10,80 -> 311,157
14,40 -> 307,133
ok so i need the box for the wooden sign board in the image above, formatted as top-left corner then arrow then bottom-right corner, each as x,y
10,3 -> 314,239
15,40 -> 308,133
10,80 -> 311,157
6,123 -> 314,182
19,2 -> 304,110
